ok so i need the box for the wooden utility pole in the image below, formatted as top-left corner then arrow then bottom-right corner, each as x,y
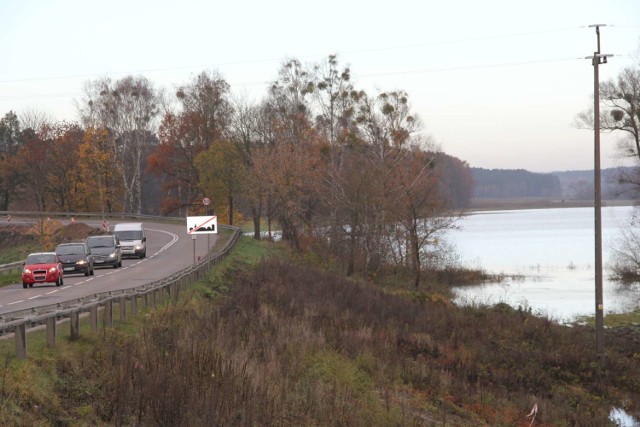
587,24 -> 612,357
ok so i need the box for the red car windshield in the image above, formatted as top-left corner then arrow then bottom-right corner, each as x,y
26,254 -> 57,264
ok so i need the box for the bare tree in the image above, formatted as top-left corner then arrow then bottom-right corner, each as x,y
18,107 -> 52,131
229,95 -> 266,239
78,76 -> 160,213
610,208 -> 640,282
601,67 -> 640,161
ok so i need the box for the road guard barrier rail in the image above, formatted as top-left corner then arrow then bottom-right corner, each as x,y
0,211 -> 240,359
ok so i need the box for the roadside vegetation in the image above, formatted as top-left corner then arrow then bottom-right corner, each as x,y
1,235 -> 639,426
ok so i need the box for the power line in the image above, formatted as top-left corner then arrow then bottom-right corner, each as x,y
0,25 -> 590,86
355,56 -> 585,79
0,56 -> 587,102
0,25 -> 637,102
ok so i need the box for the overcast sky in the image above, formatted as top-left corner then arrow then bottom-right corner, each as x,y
1,0 -> 639,172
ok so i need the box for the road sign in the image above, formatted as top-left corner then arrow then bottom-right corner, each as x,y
187,215 -> 217,234
203,197 -> 211,206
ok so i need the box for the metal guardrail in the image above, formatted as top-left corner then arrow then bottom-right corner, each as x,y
0,210 -> 185,223
0,218 -> 241,359
0,261 -> 23,274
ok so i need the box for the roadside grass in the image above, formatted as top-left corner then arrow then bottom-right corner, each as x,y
577,309 -> 640,328
0,270 -> 21,288
79,254 -> 640,425
605,309 -> 640,326
0,233 -> 279,425
0,242 -> 37,264
2,233 -> 640,425
0,242 -> 36,288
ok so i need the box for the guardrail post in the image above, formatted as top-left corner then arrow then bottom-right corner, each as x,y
119,296 -> 127,322
155,288 -> 163,305
46,317 -> 56,346
104,300 -> 113,328
170,283 -> 178,303
70,311 -> 80,340
131,294 -> 138,316
90,306 -> 98,332
150,290 -> 156,308
15,323 -> 27,359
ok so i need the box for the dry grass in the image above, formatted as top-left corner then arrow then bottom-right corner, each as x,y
2,238 -> 639,426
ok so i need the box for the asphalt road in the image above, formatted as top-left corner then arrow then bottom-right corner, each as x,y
0,219 -> 218,315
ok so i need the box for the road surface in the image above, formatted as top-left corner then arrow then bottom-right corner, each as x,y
0,219 -> 217,315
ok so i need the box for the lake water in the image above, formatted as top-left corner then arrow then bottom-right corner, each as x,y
450,206 -> 640,322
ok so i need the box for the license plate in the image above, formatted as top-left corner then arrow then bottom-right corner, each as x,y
95,260 -> 104,263
64,267 -> 74,271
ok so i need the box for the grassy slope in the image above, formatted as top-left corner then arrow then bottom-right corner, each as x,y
0,236 -> 639,426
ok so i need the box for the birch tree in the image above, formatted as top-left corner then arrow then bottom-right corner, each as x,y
78,76 -> 159,213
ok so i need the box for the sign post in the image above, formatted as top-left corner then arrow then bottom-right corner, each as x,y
192,234 -> 197,264
187,215 -> 217,264
203,198 -> 211,252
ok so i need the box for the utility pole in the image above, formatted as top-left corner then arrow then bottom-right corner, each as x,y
587,24 -> 612,357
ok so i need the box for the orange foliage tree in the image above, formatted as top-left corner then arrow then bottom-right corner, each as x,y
194,139 -> 245,225
77,127 -> 122,213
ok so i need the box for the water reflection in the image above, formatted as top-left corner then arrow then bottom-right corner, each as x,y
610,407 -> 640,427
449,206 -> 639,322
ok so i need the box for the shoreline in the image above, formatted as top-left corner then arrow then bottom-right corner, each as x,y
467,197 -> 636,212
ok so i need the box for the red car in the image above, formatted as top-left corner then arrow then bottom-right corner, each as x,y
22,252 -> 64,288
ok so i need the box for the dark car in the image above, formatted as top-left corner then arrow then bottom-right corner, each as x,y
22,252 -> 64,288
86,235 -> 122,268
55,242 -> 95,276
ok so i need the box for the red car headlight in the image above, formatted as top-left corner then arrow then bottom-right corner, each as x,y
49,267 -> 57,274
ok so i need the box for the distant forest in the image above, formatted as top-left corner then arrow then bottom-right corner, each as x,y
471,167 -> 636,200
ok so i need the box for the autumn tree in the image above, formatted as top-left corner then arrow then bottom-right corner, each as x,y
39,122 -> 86,211
228,97 -> 268,238
384,145 -> 458,287
0,111 -> 23,210
321,143 -> 383,274
78,76 -> 160,213
194,139 -> 244,225
256,60 -> 326,248
13,127 -> 52,211
252,135 -> 325,250
148,71 -> 232,215
149,112 -> 207,215
77,127 -> 122,213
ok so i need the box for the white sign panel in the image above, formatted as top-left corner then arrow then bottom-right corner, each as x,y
187,215 -> 218,234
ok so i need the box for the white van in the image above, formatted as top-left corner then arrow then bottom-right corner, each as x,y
113,222 -> 146,258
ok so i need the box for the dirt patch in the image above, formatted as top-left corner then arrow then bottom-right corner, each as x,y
0,221 -> 103,248
52,222 -> 104,243
0,226 -> 36,246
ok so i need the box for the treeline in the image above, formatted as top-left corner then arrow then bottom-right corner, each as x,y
472,167 -> 562,198
471,167 -> 637,200
554,167 -> 638,200
0,56 -> 473,285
